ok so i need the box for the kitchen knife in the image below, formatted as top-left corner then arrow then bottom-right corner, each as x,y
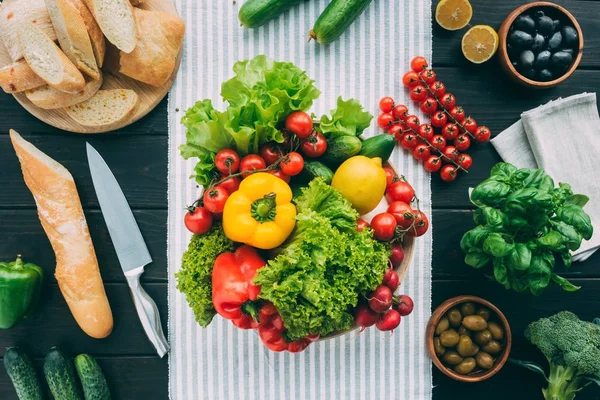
86,143 -> 169,358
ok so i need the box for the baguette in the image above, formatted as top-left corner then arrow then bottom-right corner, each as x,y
45,0 -> 100,80
0,60 -> 46,93
25,74 -> 103,109
9,129 -> 113,339
83,0 -> 137,53
65,89 -> 139,128
68,0 -> 105,68
18,23 -> 86,94
0,0 -> 58,61
119,8 -> 185,87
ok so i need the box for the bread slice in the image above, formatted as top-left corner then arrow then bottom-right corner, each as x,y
10,129 -> 114,339
45,0 -> 100,80
68,0 -> 105,68
65,89 -> 139,128
0,60 -> 46,93
25,74 -> 103,109
129,0 -> 144,5
0,0 -> 58,61
119,8 -> 185,87
83,0 -> 137,53
18,23 -> 86,94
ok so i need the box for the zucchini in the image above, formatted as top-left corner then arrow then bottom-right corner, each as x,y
322,135 -> 362,167
74,354 -> 111,400
3,347 -> 43,400
309,0 -> 373,44
44,347 -> 83,400
359,134 -> 396,162
298,161 -> 334,184
239,0 -> 306,28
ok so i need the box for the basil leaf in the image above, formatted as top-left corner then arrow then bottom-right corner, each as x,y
509,217 -> 528,230
460,226 -> 492,252
528,256 -> 552,295
508,243 -> 532,271
565,194 -> 590,208
483,233 -> 514,257
551,220 -> 583,251
506,188 -> 537,205
556,204 -> 594,240
561,250 -> 573,268
511,275 -> 530,292
515,169 -> 532,184
538,175 -> 555,193
551,274 -> 580,292
490,163 -> 517,180
471,180 -> 511,207
559,182 -> 573,193
540,250 -> 556,269
482,207 -> 508,231
473,209 -> 485,226
522,169 -> 546,189
537,231 -> 564,250
531,191 -> 554,209
493,258 -> 510,289
465,249 -> 490,269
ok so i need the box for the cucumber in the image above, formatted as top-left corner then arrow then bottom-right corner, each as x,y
298,161 -> 334,184
322,135 -> 362,167
74,354 -> 110,400
359,134 -> 396,162
239,0 -> 306,28
44,347 -> 83,400
309,0 -> 373,44
3,347 -> 43,400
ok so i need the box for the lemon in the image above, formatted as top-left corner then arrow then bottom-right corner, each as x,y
331,156 -> 387,215
462,25 -> 499,64
435,0 -> 473,31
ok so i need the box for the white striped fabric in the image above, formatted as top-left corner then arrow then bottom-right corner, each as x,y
167,1 -> 433,398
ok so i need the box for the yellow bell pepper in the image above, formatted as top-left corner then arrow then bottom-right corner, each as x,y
222,172 -> 296,250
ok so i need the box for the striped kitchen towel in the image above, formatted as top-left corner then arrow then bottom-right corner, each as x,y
167,1 -> 433,399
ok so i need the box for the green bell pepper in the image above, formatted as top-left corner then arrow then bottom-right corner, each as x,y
0,255 -> 44,329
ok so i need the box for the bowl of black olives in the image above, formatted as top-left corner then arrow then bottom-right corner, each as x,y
498,2 -> 583,88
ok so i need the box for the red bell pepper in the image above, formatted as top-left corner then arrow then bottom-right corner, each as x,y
212,245 -> 266,329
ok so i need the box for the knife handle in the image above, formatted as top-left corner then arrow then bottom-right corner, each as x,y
126,270 -> 169,358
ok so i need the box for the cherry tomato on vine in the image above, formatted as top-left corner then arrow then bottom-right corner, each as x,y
440,165 -> 458,182
420,98 -> 438,114
420,69 -> 436,84
405,115 -> 420,131
184,206 -> 213,235
386,180 -> 415,204
431,81 -> 446,97
407,211 -> 429,237
356,218 -> 370,232
260,143 -> 283,165
203,186 -> 229,214
441,123 -> 459,141
388,124 -> 404,140
280,152 -> 304,176
379,97 -> 395,113
401,133 -> 418,150
384,167 -> 396,188
474,126 -> 491,143
423,156 -> 442,172
431,135 -> 447,151
440,93 -> 456,109
431,111 -> 448,128
409,85 -> 427,102
240,154 -> 267,178
268,169 -> 291,183
214,149 -> 240,175
442,145 -> 459,162
412,144 -> 431,161
455,134 -> 471,152
417,124 -> 434,142
377,112 -> 394,129
449,106 -> 466,123
457,154 -> 473,170
300,132 -> 327,158
462,117 -> 477,134
371,213 -> 397,241
402,71 -> 420,87
410,56 -> 428,72
392,104 -> 409,120
216,175 -> 241,194
285,111 -> 313,139
387,201 -> 415,229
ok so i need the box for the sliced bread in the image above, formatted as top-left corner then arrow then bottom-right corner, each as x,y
84,0 -> 137,53
0,60 -> 46,93
25,74 -> 103,109
68,0 -> 105,68
65,89 -> 139,128
45,0 -> 100,80
18,23 -> 86,94
0,0 -> 58,61
119,8 -> 185,87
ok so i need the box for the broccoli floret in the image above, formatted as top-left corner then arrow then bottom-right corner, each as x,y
523,311 -> 600,400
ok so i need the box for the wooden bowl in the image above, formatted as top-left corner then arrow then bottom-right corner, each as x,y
426,296 -> 512,382
497,1 -> 584,88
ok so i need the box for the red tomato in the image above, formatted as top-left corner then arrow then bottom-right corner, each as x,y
405,115 -> 420,131
449,106 -> 466,123
260,143 -> 283,165
457,154 -> 473,170
440,93 -> 456,109
401,133 -> 418,150
423,156 -> 442,172
431,135 -> 447,151
300,132 -> 327,158
402,71 -> 420,88
268,169 -> 291,183
462,117 -> 477,134
240,154 -> 267,178
431,111 -> 447,128
407,210 -> 429,237
285,111 -> 313,139
357,218 -> 370,232
388,124 -> 404,140
377,112 -> 394,129
474,126 -> 491,143
412,144 -> 431,161
420,98 -> 438,114
417,124 -> 434,142
455,134 -> 471,152
387,201 -> 415,229
431,81 -> 446,97
442,145 -> 460,162
203,186 -> 229,214
184,206 -> 213,235
392,104 -> 409,120
386,180 -> 415,204
441,123 -> 459,141
410,56 -> 428,72
383,167 -> 396,188
409,85 -> 427,102
379,96 -> 395,113
280,152 -> 304,176
419,69 -> 436,84
371,213 -> 397,241
440,165 -> 458,182
214,149 -> 240,175
216,175 -> 241,194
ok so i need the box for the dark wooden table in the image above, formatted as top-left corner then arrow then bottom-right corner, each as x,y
1,0 -> 599,398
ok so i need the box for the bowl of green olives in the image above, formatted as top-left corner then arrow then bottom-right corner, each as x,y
498,2 -> 583,88
426,296 -> 512,382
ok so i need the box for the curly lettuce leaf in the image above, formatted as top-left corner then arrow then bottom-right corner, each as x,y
319,96 -> 373,137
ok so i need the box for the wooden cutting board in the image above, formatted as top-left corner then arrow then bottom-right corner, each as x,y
0,0 -> 181,133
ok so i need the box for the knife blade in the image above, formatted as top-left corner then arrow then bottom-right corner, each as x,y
87,143 -> 169,358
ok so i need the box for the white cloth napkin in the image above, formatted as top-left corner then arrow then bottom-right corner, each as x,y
491,93 -> 600,262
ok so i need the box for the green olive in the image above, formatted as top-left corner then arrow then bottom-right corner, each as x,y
460,302 -> 476,316
473,330 -> 492,345
476,352 -> 494,370
462,315 -> 488,331
434,337 -> 446,356
488,322 -> 504,340
440,329 -> 460,347
453,357 -> 476,375
457,326 -> 471,337
457,335 -> 479,357
435,317 -> 450,336
447,308 -> 463,327
476,307 -> 491,321
482,340 -> 502,355
442,351 -> 464,365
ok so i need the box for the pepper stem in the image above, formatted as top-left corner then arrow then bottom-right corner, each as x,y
251,193 -> 277,223
14,255 -> 23,269
241,301 -> 263,323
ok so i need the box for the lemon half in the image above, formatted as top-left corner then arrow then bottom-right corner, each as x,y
435,0 -> 473,31
462,25 -> 499,64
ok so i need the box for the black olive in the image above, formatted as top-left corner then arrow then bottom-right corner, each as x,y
519,50 -> 535,70
562,48 -> 574,55
548,32 -> 563,51
534,10 -> 545,19
535,50 -> 552,69
537,16 -> 554,36
551,51 -> 573,74
538,69 -> 554,82
509,30 -> 534,48
562,26 -> 578,47
514,15 -> 536,33
522,68 -> 537,79
532,34 -> 546,53
553,20 -> 561,32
